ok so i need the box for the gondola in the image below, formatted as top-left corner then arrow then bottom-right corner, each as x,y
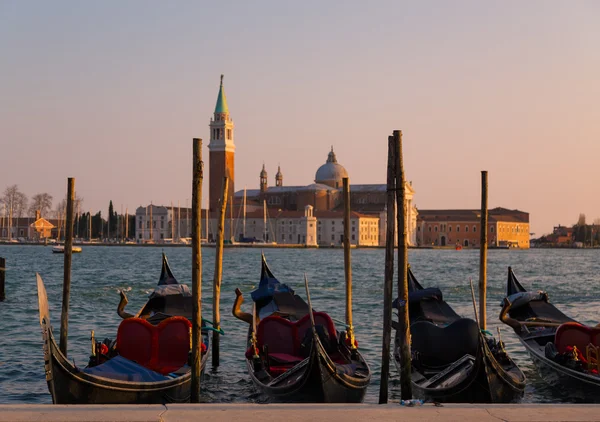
236,254 -> 371,403
36,253 -> 211,404
500,266 -> 600,400
393,267 -> 525,403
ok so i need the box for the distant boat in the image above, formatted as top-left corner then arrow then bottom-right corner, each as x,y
455,245 -> 463,251
52,245 -> 82,254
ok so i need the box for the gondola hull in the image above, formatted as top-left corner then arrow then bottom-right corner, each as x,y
520,336 -> 600,401
395,334 -> 525,403
501,267 -> 600,402
246,331 -> 369,403
37,260 -> 209,405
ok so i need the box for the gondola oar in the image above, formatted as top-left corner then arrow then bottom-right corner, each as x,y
303,273 -> 318,338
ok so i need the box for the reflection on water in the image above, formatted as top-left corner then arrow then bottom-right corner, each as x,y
0,246 -> 599,404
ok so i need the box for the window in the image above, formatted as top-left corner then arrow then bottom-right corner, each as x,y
457,226 -> 460,232
417,226 -> 421,232
449,226 -> 452,232
331,234 -> 335,241
318,235 -> 321,241
465,226 -> 469,232
352,227 -> 355,232
282,234 -> 285,241
491,226 -> 494,233
160,221 -> 164,229
139,234 -> 142,239
160,233 -> 164,239
434,226 -> 438,232
153,221 -> 156,229
139,221 -> 142,229
428,226 -> 432,232
473,226 -> 477,233
352,234 -> 355,241
146,221 -> 150,229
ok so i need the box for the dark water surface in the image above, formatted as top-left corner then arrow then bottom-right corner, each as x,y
0,245 -> 598,404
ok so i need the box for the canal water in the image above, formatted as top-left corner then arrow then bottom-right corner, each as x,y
0,246 -> 598,404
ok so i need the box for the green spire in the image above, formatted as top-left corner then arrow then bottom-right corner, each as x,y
214,74 -> 229,114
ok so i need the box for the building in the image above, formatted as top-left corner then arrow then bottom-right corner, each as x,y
134,204 -> 208,243
417,208 -> 530,248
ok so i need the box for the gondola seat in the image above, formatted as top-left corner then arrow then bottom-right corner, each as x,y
117,316 -> 192,375
555,322 -> 600,354
257,312 -> 337,375
411,318 -> 479,366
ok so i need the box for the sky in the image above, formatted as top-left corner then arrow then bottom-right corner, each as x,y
1,1 -> 599,236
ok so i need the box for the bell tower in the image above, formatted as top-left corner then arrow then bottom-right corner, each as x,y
260,164 -> 268,193
208,75 -> 235,212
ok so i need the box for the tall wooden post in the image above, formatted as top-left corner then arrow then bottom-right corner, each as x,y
191,138 -> 203,402
379,136 -> 396,404
342,178 -> 356,350
60,178 -> 75,356
479,171 -> 488,330
394,130 -> 412,400
0,257 -> 6,302
212,176 -> 229,367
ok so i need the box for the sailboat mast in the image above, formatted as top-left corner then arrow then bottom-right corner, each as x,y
243,187 -> 246,239
177,200 -> 181,242
171,201 -> 175,241
229,201 -> 233,241
149,202 -> 153,242
263,199 -> 267,242
125,208 -> 128,240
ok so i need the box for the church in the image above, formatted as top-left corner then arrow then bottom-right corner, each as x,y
206,76 -> 418,246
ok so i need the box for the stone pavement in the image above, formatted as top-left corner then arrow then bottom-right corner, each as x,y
0,403 -> 599,422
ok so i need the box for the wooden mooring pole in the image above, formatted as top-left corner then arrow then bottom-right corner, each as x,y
342,177 -> 356,352
394,130 -> 412,400
191,138 -> 203,402
0,257 -> 6,302
479,171 -> 488,330
212,176 -> 229,367
379,135 -> 396,404
59,177 -> 75,356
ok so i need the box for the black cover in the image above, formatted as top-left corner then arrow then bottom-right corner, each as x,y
506,267 -> 575,325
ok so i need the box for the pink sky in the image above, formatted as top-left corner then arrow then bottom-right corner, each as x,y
1,1 -> 599,235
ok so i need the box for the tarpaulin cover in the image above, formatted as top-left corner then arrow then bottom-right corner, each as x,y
82,355 -> 172,382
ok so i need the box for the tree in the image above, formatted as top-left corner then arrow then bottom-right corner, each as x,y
1,185 -> 28,239
28,193 -> 53,218
577,213 -> 586,226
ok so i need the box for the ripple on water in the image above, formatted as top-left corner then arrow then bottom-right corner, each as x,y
1,246 -> 599,404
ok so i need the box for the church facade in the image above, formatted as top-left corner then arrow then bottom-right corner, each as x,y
206,76 -> 418,246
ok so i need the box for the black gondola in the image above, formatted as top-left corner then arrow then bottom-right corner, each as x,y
239,254 -> 371,403
500,266 -> 600,400
393,268 -> 525,403
36,253 -> 210,404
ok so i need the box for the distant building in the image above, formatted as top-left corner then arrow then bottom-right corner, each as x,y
417,208 -> 530,248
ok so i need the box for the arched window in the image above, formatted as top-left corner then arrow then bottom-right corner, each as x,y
465,226 -> 469,232
457,225 -> 460,232
473,226 -> 477,232
449,226 -> 452,232
434,226 -> 438,232
490,226 -> 495,233
428,226 -> 432,232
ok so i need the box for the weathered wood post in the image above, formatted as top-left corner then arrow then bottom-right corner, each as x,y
59,177 -> 75,356
479,170 -> 488,330
212,176 -> 229,367
394,130 -> 412,400
191,138 -> 203,402
342,177 -> 356,352
379,135 -> 396,404
0,257 -> 6,302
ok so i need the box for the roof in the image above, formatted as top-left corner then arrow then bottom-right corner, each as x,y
214,75 -> 229,114
418,208 -> 529,223
315,147 -> 348,185
30,218 -> 55,229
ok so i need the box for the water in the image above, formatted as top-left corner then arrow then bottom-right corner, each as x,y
0,245 -> 599,404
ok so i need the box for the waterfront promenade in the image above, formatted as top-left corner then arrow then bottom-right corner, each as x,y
1,403 -> 599,422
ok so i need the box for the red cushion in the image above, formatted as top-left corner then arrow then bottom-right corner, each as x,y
117,316 -> 194,375
257,315 -> 297,355
155,316 -> 192,374
555,322 -> 600,354
117,318 -> 155,367
294,312 -> 337,348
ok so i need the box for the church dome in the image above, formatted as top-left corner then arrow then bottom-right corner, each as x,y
315,147 -> 348,188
